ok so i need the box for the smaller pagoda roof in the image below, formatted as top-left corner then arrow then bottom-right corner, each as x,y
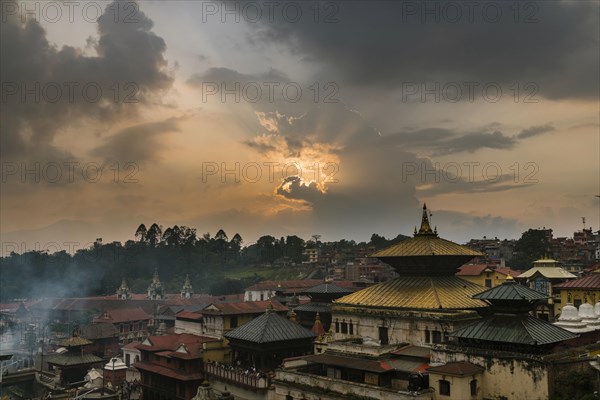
472,279 -> 548,301
451,314 -> 578,346
59,335 -> 92,347
303,283 -> 354,296
225,311 -> 316,344
294,302 -> 331,313
47,353 -> 102,367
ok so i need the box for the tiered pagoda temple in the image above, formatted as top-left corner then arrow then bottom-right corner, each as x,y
331,204 -> 488,346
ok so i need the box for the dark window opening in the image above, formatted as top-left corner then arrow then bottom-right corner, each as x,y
470,379 -> 477,396
230,316 -> 238,328
378,326 -> 389,345
335,321 -> 340,333
425,329 -> 430,343
439,380 -> 450,396
432,330 -> 442,344
349,322 -> 354,335
341,322 -> 348,334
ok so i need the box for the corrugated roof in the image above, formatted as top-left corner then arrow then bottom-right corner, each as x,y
517,267 -> 576,280
225,311 -> 316,344
202,300 -> 287,315
427,362 -> 484,376
451,314 -> 578,345
372,236 -> 483,258
334,277 -> 487,310
134,362 -> 203,381
473,280 -> 548,301
390,345 -> 431,359
59,336 -> 92,347
554,274 -> 600,289
93,307 -> 151,324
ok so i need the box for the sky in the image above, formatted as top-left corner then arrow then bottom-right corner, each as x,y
1,0 -> 599,253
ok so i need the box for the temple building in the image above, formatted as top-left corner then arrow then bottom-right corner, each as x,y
181,274 -> 194,299
516,256 -> 576,321
46,329 -> 103,386
430,277 -> 579,399
224,304 -> 316,370
147,268 -> 164,300
331,204 -> 488,346
117,277 -> 130,300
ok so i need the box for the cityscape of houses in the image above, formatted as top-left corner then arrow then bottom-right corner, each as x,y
2,206 -> 600,399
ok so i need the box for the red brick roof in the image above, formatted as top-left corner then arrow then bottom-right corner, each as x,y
134,362 -> 203,381
202,300 -> 287,315
176,311 -> 203,321
93,307 -> 151,324
554,274 -> 600,289
427,361 -> 484,376
137,333 -> 219,359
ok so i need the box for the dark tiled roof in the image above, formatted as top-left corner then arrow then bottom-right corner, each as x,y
134,362 -> 203,381
391,345 -> 431,359
554,274 -> 600,289
93,307 -> 151,324
451,314 -> 578,346
59,336 -> 92,347
303,284 -> 354,295
472,280 -> 548,301
427,361 -> 484,376
47,353 -> 102,366
225,312 -> 316,344
294,302 -> 332,313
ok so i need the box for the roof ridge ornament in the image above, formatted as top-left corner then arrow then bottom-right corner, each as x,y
415,203 -> 437,237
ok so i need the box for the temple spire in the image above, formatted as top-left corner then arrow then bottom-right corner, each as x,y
416,203 -> 437,236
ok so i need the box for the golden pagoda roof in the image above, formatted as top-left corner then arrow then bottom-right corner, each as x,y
334,276 -> 488,310
371,204 -> 483,259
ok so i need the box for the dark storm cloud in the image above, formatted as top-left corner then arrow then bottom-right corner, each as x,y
90,118 -> 181,164
517,123 -> 555,139
244,1 -> 598,100
0,0 -> 173,158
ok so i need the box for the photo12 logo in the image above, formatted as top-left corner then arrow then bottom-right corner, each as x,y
200,81 -> 340,104
402,161 -> 539,183
1,82 -> 139,104
400,81 -> 539,103
200,1 -> 340,24
201,161 -> 339,184
1,162 -> 140,184
1,1 -> 141,24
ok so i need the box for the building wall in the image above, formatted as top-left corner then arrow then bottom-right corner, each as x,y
459,271 -> 510,288
245,290 -> 274,302
555,288 -> 600,316
427,372 -> 482,400
331,307 -> 479,347
431,348 -> 550,400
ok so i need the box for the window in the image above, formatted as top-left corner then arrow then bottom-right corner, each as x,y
378,326 -> 389,345
470,379 -> 477,396
335,320 -> 340,333
230,316 -> 238,328
285,396 -> 293,400
260,293 -> 264,301
432,330 -> 442,344
439,380 -> 450,396
341,321 -> 348,334
349,321 -> 354,335
485,279 -> 492,288
425,329 -> 431,343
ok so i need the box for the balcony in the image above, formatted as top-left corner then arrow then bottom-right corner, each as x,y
205,363 -> 271,389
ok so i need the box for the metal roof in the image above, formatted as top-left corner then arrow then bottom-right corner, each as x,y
451,314 -> 578,346
304,353 -> 392,373
334,276 -> 488,310
554,274 -> 600,289
47,353 -> 102,366
472,280 -> 548,301
517,267 -> 576,280
225,311 -> 316,344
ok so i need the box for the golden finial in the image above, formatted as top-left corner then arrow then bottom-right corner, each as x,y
416,203 -> 436,236
289,310 -> 297,322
